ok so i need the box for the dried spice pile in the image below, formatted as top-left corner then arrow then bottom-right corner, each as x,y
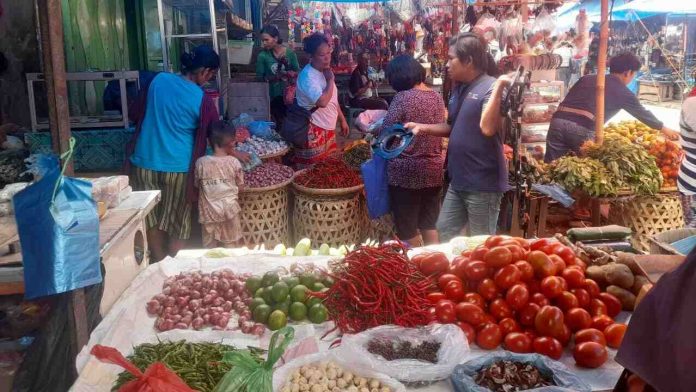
294,158 -> 362,189
474,360 -> 555,392
366,339 -> 441,363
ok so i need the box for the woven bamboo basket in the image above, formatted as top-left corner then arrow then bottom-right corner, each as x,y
238,178 -> 291,248
608,192 -> 684,252
259,147 -> 290,163
292,188 -> 365,248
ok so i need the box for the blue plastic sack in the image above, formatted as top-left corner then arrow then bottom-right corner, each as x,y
13,139 -> 101,299
451,352 -> 591,392
248,121 -> 281,141
361,155 -> 390,219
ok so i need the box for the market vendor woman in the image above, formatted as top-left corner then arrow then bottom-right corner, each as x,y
544,53 -> 678,162
256,25 -> 300,125
127,46 -> 246,261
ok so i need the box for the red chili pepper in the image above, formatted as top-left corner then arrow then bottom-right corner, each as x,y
295,158 -> 362,189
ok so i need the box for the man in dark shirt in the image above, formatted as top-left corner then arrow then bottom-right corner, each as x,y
544,53 -> 678,162
405,32 -> 509,239
348,52 -> 388,110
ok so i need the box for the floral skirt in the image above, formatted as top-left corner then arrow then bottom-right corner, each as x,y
292,122 -> 337,168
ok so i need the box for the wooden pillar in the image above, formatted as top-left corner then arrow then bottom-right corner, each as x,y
37,0 -> 88,351
37,0 -> 73,172
594,0 -> 609,144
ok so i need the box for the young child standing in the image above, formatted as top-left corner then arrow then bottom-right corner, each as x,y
196,121 -> 245,247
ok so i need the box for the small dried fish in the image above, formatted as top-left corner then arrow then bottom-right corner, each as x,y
474,360 -> 555,392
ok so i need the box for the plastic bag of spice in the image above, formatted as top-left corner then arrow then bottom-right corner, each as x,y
451,352 -> 591,392
339,323 -> 469,384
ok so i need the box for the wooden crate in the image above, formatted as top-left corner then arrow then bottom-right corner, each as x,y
226,81 -> 270,121
638,81 -> 673,103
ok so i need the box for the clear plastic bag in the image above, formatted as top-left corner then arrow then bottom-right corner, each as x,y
272,349 -> 406,392
451,352 -> 591,392
339,324 -> 469,384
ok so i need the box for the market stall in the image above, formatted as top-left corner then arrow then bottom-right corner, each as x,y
69,231 -> 670,392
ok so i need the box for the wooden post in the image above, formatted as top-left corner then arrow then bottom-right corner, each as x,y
38,0 -> 89,351
594,0 -> 609,144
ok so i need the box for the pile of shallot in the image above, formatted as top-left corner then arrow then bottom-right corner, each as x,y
146,269 -> 265,335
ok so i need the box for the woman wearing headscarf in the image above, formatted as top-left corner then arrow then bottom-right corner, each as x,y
127,46 -> 245,261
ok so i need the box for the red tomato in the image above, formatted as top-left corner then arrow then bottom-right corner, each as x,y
530,238 -> 551,251
554,245 -> 577,265
527,279 -> 541,294
527,251 -> 557,279
499,317 -> 522,335
519,303 -> 541,326
534,305 -> 565,337
598,292 -> 622,318
426,292 -> 447,305
470,246 -> 489,262
505,245 -> 526,262
463,292 -> 487,310
505,284 -> 530,310
514,261 -> 534,282
574,342 -> 608,368
476,323 -> 503,350
592,315 -> 615,331
554,323 -> 572,347
549,254 -> 567,274
444,280 -> 466,302
427,307 -> 437,323
540,276 -> 564,299
504,332 -> 533,353
566,308 -> 593,332
575,259 -> 588,271
555,291 -> 580,312
570,288 -> 591,309
477,278 -> 499,301
455,302 -> 486,326
490,298 -> 513,320
438,274 -> 462,290
419,252 -> 450,277
590,299 -> 608,317
411,253 -> 427,269
562,268 -> 586,289
557,276 -> 569,292
484,247 -> 513,268
485,236 -> 505,249
435,300 -> 456,323
531,292 -> 550,307
510,237 -> 530,249
451,257 -> 471,280
575,328 -> 607,346
461,250 -> 473,258
464,260 -> 489,281
583,279 -> 601,298
604,323 -> 627,349
523,328 -> 538,341
481,313 -> 498,326
494,264 -> 521,289
456,321 -> 476,344
533,337 -> 563,360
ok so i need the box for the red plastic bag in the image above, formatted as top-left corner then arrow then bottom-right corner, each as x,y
90,345 -> 195,392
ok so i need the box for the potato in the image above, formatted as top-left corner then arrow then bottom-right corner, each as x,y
604,263 -> 635,289
607,285 -> 636,311
631,275 -> 650,295
585,265 -> 607,286
615,252 -> 642,275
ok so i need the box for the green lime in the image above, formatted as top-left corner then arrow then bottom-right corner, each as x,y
267,310 -> 288,331
249,297 -> 265,311
245,276 -> 263,295
283,276 -> 300,288
254,287 -> 265,299
310,282 -> 325,292
261,286 -> 275,305
289,302 -> 307,321
271,281 -> 290,303
299,273 -> 316,288
290,285 -> 308,303
305,297 -> 323,309
321,276 -> 335,287
308,304 -> 328,324
261,271 -> 280,287
272,297 -> 291,315
253,304 -> 272,323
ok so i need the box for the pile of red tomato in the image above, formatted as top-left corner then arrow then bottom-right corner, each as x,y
415,236 -> 628,369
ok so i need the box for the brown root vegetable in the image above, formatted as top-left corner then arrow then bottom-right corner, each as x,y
615,252 -> 642,275
585,266 -> 608,287
607,285 -> 636,311
632,275 -> 651,296
604,263 -> 635,289
635,284 -> 653,308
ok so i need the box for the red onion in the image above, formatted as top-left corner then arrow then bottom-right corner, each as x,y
189,299 -> 201,310
213,297 -> 224,307
176,296 -> 189,307
190,290 -> 202,300
222,301 -> 233,312
202,294 -> 213,305
192,317 -> 204,330
175,322 -> 188,329
164,297 -> 176,307
218,316 -> 230,328
146,300 -> 160,315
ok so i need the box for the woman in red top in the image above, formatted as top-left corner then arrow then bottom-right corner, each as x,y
381,55 -> 446,246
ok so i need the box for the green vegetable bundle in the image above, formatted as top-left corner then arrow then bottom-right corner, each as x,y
548,156 -> 619,197
113,341 -> 263,392
582,135 -> 663,195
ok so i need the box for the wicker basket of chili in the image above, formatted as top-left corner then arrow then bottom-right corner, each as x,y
291,160 -> 367,247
